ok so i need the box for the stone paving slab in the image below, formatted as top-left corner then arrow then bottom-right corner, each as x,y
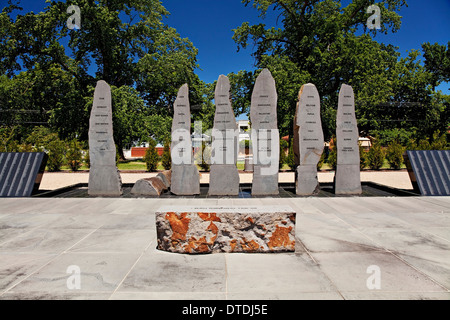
0,197 -> 449,300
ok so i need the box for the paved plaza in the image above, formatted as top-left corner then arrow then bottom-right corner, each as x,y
0,193 -> 449,300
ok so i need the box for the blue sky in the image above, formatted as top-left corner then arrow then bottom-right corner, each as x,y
162,0 -> 450,92
4,0 -> 450,93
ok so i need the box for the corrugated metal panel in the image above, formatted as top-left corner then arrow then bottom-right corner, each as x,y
0,152 -> 48,197
405,150 -> 450,196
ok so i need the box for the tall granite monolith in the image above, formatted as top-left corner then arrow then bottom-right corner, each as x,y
88,80 -> 122,196
209,75 -> 240,196
294,84 -> 324,195
250,69 -> 280,196
170,84 -> 200,195
335,84 -> 362,194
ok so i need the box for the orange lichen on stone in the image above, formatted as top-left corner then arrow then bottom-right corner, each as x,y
198,212 -> 221,222
166,212 -> 190,242
230,239 -> 238,252
184,236 -> 211,254
207,222 -> 219,243
246,217 -> 255,224
240,238 -> 260,252
268,225 -> 295,250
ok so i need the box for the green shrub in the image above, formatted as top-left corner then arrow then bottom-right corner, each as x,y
66,139 -> 83,171
17,143 -> 33,152
359,146 -> 367,170
367,142 -> 385,170
24,126 -> 66,171
46,139 -> 66,172
0,126 -> 19,152
279,139 -> 288,169
84,150 -> 90,169
417,138 -> 431,150
161,139 -> 171,170
430,130 -> 448,150
25,126 -> 55,152
144,139 -> 160,172
406,138 -> 418,151
386,140 -> 405,170
285,140 -> 296,171
327,148 -> 337,170
317,151 -> 325,171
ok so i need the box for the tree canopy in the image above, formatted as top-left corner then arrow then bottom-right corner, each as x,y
0,0 -> 448,155
229,0 -> 449,142
0,0 -> 210,155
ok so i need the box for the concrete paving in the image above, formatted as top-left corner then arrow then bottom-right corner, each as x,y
0,196 -> 449,300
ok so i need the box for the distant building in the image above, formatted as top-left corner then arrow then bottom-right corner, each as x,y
237,120 -> 250,142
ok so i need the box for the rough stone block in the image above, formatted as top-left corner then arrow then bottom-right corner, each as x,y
131,177 -> 167,196
157,170 -> 172,189
156,206 -> 296,254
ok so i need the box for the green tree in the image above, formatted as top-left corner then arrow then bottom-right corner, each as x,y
422,42 -> 450,89
317,151 -> 326,171
359,145 -> 367,170
430,130 -> 449,150
385,140 -> 405,170
66,139 -> 83,171
0,126 -> 19,152
46,138 -> 66,172
367,141 -> 385,170
231,0 -> 408,140
143,138 -> 159,172
285,139 -> 296,171
279,139 -> 288,169
161,139 -> 172,170
0,1 -> 204,147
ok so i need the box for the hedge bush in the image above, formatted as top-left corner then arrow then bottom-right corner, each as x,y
285,140 -> 296,171
279,139 -> 288,169
386,140 -> 405,170
367,141 -> 385,170
161,139 -> 171,170
66,139 -> 83,171
144,138 -> 160,172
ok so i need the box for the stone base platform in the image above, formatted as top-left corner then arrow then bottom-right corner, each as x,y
156,206 -> 296,254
